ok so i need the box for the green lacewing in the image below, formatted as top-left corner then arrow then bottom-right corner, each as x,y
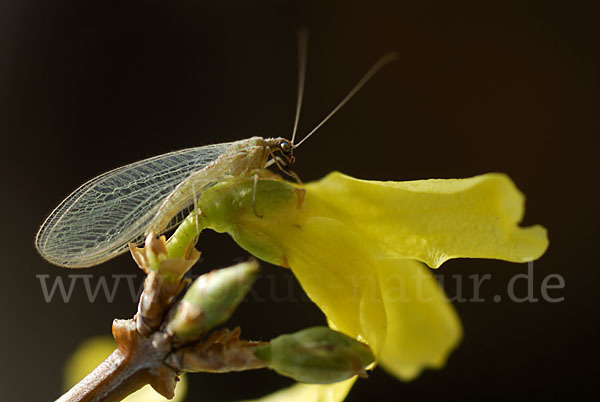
36,35 -> 396,268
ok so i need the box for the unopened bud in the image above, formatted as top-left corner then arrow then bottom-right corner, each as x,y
254,326 -> 374,384
167,260 -> 259,341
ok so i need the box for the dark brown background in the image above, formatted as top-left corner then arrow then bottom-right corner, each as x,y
1,0 -> 598,401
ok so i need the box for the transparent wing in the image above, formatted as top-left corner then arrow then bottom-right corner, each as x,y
36,142 -> 233,268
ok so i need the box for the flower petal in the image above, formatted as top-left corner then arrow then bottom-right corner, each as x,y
244,215 -> 460,380
374,259 -> 462,380
305,172 -> 549,268
272,216 -> 378,340
196,173 -> 543,382
243,378 -> 356,402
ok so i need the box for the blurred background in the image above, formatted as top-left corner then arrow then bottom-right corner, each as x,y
1,0 -> 598,400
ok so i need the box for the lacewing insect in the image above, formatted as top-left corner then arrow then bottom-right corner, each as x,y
35,35 -> 397,268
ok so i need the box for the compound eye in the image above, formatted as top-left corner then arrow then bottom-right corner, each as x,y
280,141 -> 292,154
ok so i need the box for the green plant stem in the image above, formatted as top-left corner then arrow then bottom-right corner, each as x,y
167,209 -> 209,259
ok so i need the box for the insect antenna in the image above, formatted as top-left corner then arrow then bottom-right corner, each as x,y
290,28 -> 308,145
295,51 -> 399,148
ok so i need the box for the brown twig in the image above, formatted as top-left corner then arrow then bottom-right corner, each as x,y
57,235 -> 267,402
57,319 -> 177,402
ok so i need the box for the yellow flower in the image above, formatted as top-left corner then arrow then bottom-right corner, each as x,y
197,171 -> 548,400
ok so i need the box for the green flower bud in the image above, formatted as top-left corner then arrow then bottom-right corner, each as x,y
254,326 -> 374,384
167,260 -> 259,341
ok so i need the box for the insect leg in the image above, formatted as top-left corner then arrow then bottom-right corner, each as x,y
191,179 -> 201,239
268,150 -> 303,185
275,162 -> 302,184
280,164 -> 302,185
252,173 -> 263,218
